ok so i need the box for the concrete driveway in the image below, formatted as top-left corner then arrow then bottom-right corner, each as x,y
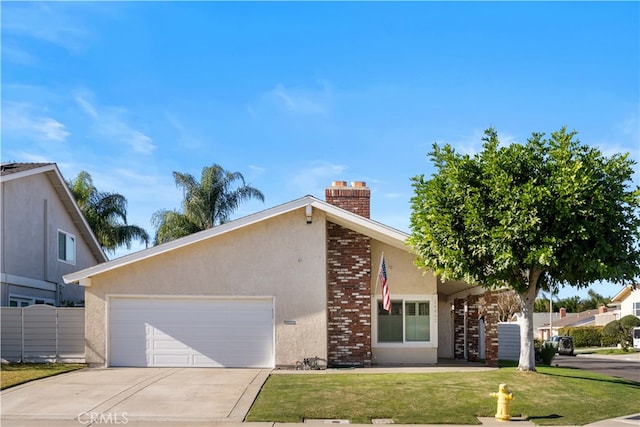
1,367 -> 271,427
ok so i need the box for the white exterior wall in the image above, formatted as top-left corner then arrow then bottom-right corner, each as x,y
1,172 -> 99,305
85,207 -> 327,367
370,241 -> 439,364
620,289 -> 640,319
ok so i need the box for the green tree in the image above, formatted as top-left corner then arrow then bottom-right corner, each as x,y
152,164 -> 264,244
534,298 -> 550,313
408,127 -> 640,371
603,315 -> 640,350
577,289 -> 611,312
555,295 -> 581,313
67,171 -> 150,255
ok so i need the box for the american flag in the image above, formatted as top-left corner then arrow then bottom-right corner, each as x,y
379,255 -> 391,312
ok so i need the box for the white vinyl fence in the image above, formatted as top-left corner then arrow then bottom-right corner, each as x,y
498,322 -> 521,361
1,305 -> 85,363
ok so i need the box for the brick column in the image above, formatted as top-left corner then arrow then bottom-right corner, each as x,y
327,222 -> 372,367
484,291 -> 500,367
467,295 -> 480,362
453,298 -> 465,359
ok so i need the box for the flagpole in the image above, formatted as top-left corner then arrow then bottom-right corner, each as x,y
373,251 -> 384,296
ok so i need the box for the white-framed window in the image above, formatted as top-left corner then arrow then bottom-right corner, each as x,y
58,230 -> 76,264
375,295 -> 436,345
633,302 -> 640,317
8,294 -> 55,307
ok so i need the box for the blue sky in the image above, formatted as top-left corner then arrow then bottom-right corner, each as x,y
2,1 -> 638,300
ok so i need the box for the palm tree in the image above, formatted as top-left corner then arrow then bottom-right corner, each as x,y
152,164 -> 264,244
67,171 -> 150,255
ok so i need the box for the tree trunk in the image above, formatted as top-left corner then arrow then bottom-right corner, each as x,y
517,270 -> 541,371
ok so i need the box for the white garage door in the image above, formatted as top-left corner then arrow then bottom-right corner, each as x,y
109,297 -> 274,368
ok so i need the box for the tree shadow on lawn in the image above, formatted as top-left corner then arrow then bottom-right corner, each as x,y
539,367 -> 640,388
527,414 -> 564,423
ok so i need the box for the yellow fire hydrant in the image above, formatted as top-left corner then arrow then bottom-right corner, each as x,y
490,383 -> 514,421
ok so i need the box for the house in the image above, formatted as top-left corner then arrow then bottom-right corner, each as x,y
65,181 -> 494,369
537,308 -> 599,338
596,284 -> 640,325
533,311 -> 578,340
1,163 -> 107,307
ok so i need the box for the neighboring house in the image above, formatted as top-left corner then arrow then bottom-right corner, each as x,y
597,284 -> 640,324
65,181 -> 488,369
537,308 -> 599,337
1,163 -> 107,307
533,311 -> 578,340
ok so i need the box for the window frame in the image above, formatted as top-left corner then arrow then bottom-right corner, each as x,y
372,294 -> 438,348
57,229 -> 76,265
8,294 -> 55,307
633,302 -> 640,317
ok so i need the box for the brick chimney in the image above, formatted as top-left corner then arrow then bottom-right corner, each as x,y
559,307 -> 567,319
598,306 -> 608,314
325,181 -> 370,218
325,180 -> 372,367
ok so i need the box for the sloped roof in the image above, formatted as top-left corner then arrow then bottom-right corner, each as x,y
1,162 -> 107,263
1,162 -> 54,175
538,309 -> 599,329
611,284 -> 640,303
64,195 -> 415,285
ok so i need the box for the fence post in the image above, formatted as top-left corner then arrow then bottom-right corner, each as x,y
56,306 -> 60,362
21,307 -> 25,362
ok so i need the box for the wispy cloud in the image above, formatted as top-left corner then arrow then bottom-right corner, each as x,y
288,161 -> 348,196
1,44 -> 37,65
75,93 -> 156,155
251,80 -> 333,116
3,103 -> 70,142
2,2 -> 93,53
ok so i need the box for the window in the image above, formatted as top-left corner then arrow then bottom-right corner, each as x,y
633,302 -> 640,317
58,230 -> 76,264
377,299 -> 431,343
8,294 -> 55,307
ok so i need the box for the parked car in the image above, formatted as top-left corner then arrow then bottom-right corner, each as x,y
547,335 -> 574,356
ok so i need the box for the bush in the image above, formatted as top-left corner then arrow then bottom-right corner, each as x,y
534,339 -> 556,365
603,316 -> 640,350
559,326 -> 604,347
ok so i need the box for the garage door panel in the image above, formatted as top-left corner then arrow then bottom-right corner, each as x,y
109,298 -> 274,368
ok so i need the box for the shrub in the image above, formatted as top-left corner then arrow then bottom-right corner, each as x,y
603,316 -> 640,350
534,339 -> 556,365
559,326 -> 604,347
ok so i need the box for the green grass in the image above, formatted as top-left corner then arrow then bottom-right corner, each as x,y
1,363 -> 85,390
247,367 -> 640,426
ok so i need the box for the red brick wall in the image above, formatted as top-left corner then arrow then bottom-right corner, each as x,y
325,184 -> 370,218
454,299 -> 465,359
467,295 -> 480,362
326,222 -> 372,367
483,291 -> 500,367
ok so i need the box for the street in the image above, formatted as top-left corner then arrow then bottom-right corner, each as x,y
554,353 -> 640,383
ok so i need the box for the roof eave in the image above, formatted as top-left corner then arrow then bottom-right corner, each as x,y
64,195 -> 414,285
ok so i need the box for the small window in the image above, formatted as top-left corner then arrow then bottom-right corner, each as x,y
58,230 -> 76,264
633,302 -> 640,317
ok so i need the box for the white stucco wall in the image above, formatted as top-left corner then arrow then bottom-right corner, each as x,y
85,207 -> 328,367
370,241 -> 439,364
620,288 -> 640,318
1,172 -> 99,305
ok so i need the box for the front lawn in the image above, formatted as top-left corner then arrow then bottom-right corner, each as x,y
247,367 -> 640,426
1,363 -> 85,390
